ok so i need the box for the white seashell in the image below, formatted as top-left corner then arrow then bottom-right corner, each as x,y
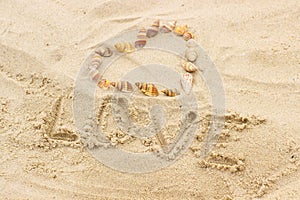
180,73 -> 193,94
185,39 -> 198,62
186,39 -> 198,48
185,49 -> 198,62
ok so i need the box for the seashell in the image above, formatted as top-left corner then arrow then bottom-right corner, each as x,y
185,49 -> 198,62
174,25 -> 188,36
186,39 -> 198,48
114,42 -> 135,53
146,19 -> 160,38
182,61 -> 198,73
183,31 -> 194,41
88,69 -> 102,82
185,39 -> 198,62
135,27 -> 147,48
135,82 -> 159,97
160,20 -> 177,33
110,81 -> 133,92
180,73 -> 193,94
161,88 -> 180,97
95,46 -> 112,57
98,79 -> 110,89
88,53 -> 102,70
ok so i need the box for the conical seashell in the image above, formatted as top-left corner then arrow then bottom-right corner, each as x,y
135,27 -> 147,48
135,82 -> 159,97
88,53 -> 102,70
146,19 -> 160,38
160,20 -> 177,33
114,42 -> 135,53
174,25 -> 188,36
88,69 -> 102,82
180,73 -> 193,94
182,61 -> 198,73
98,79 -> 110,89
95,46 -> 112,57
183,32 -> 194,41
161,88 -> 180,97
110,81 -> 133,92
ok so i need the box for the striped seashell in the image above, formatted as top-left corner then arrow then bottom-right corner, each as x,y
161,88 -> 180,97
183,31 -> 194,41
110,81 -> 133,92
180,73 -> 193,94
174,25 -> 188,36
146,19 -> 160,38
88,53 -> 102,70
95,46 -> 112,57
98,79 -> 110,89
88,69 -> 102,82
160,20 -> 177,33
135,27 -> 147,48
135,82 -> 159,97
182,61 -> 198,73
114,42 -> 135,53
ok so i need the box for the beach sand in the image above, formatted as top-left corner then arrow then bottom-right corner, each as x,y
0,0 -> 300,199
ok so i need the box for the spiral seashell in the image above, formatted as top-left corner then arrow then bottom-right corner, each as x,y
110,81 -> 133,92
88,69 -> 102,82
160,20 -> 177,33
185,49 -> 198,62
182,61 -> 198,73
146,19 -> 160,38
161,88 -> 180,97
114,42 -> 135,53
95,46 -> 112,57
135,27 -> 147,48
180,73 -> 193,94
183,31 -> 194,41
174,25 -> 188,36
135,82 -> 159,97
98,79 -> 110,89
88,53 -> 102,70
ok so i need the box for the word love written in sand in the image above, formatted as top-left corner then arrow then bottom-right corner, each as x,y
73,20 -> 225,173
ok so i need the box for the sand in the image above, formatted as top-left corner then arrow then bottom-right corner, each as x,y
0,0 -> 300,199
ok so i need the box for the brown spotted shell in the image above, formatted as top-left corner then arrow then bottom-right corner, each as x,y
161,88 -> 179,97
110,81 -> 133,92
160,20 -> 177,33
146,19 -> 160,38
183,32 -> 194,41
174,25 -> 188,36
135,27 -> 147,48
182,61 -> 198,73
95,46 -> 112,57
135,82 -> 159,97
114,42 -> 135,53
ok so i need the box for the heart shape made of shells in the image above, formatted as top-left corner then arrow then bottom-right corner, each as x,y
87,20 -> 202,97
